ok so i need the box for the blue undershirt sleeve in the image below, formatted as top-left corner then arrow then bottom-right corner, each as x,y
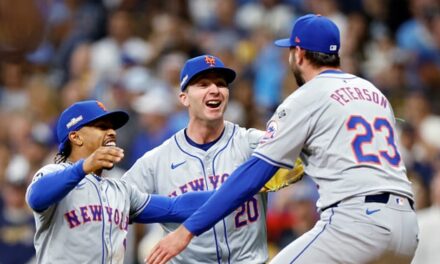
27,160 -> 86,212
183,156 -> 279,235
133,191 -> 214,223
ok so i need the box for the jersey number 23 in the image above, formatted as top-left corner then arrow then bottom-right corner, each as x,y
347,115 -> 401,166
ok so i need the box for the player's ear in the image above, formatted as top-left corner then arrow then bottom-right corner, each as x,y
179,92 -> 189,107
69,131 -> 83,147
294,46 -> 304,65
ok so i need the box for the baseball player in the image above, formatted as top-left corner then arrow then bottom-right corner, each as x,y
123,55 -> 270,264
147,15 -> 419,264
25,100 -> 214,264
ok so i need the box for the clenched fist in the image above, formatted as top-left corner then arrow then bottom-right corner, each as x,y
83,146 -> 124,174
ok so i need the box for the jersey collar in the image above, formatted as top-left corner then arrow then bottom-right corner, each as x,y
184,127 -> 225,151
319,69 -> 344,75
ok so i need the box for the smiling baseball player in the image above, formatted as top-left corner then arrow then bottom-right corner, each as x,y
147,15 -> 419,264
123,55 -> 268,264
123,55 -> 303,264
25,100 -> 214,264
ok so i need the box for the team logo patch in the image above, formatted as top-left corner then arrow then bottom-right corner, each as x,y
204,55 -> 216,67
66,115 -> 83,129
329,45 -> 337,51
260,120 -> 278,144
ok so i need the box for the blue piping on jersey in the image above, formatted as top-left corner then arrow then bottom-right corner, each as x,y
85,177 -> 106,264
211,125 -> 236,264
184,128 -> 225,151
319,69 -> 344,75
174,136 -> 222,264
104,184 -> 113,264
289,209 -> 334,263
317,69 -> 358,79
93,174 -> 102,181
134,194 -> 152,218
329,208 -> 335,225
290,224 -> 327,263
316,76 -> 358,80
222,220 -> 231,264
252,152 -> 293,169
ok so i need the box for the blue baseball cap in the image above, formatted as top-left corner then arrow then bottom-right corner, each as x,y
56,100 -> 129,152
180,55 -> 236,91
275,14 -> 340,54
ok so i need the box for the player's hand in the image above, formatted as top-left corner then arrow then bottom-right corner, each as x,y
145,225 -> 193,264
83,146 -> 124,174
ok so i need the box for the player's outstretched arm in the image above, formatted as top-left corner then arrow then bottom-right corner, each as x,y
26,160 -> 87,212
146,156 -> 279,264
26,146 -> 124,212
132,191 -> 214,223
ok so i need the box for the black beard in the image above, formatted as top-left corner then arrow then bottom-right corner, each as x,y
293,67 -> 305,87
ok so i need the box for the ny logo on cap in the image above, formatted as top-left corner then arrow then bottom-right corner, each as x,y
204,55 -> 216,66
97,101 -> 107,111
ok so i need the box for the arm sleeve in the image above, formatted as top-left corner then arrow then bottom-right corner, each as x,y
26,160 -> 86,212
132,191 -> 214,223
183,157 -> 278,235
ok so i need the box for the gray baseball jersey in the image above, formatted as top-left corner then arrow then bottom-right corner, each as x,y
253,71 -> 418,263
26,162 -> 150,264
254,71 -> 413,208
123,121 -> 268,264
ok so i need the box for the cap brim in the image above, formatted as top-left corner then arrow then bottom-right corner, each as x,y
88,111 -> 129,130
274,38 -> 293,47
183,67 -> 236,91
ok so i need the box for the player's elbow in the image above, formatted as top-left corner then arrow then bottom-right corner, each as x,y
26,185 -> 47,212
26,191 -> 39,211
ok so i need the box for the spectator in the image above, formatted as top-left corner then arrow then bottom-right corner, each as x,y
0,158 -> 36,264
412,170 -> 440,264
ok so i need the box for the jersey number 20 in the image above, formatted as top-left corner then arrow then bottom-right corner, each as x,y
235,197 -> 259,228
347,116 -> 401,166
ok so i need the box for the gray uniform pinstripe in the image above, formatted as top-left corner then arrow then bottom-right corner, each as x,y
123,121 -> 268,264
26,162 -> 150,264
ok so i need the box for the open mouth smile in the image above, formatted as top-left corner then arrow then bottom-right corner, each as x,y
205,100 -> 221,108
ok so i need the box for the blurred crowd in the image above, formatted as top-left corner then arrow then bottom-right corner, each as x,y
1,0 -> 440,263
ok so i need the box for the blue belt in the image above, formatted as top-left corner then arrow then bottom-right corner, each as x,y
322,193 -> 414,211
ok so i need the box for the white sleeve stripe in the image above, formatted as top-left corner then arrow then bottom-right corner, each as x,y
252,152 -> 293,169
